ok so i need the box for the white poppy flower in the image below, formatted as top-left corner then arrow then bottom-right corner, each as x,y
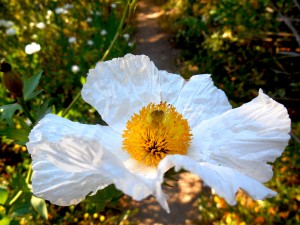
71,65 -> 80,73
100,29 -> 107,36
36,22 -> 46,29
27,54 -> 291,213
5,27 -> 17,36
25,42 -> 41,55
68,36 -> 76,44
87,40 -> 94,46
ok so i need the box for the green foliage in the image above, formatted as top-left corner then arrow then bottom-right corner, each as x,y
30,196 -> 48,220
0,104 -> 21,127
163,0 -> 300,110
23,71 -> 43,101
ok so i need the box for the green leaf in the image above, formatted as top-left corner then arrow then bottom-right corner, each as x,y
25,90 -> 43,101
0,103 -> 22,126
85,185 -> 123,211
23,71 -> 43,101
35,99 -> 52,121
0,127 -> 29,144
0,216 -> 10,225
9,193 -> 33,218
0,186 -> 8,205
30,196 -> 48,220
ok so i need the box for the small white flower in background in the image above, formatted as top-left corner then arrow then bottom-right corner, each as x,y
27,54 -> 291,213
29,22 -> 35,28
100,29 -> 107,36
5,27 -> 17,36
128,42 -> 134,47
86,17 -> 92,23
55,7 -> 68,14
123,33 -> 130,41
95,11 -> 101,16
46,10 -> 53,20
36,22 -> 46,29
111,3 -> 116,8
64,3 -> 74,9
25,42 -> 41,55
68,36 -> 76,44
0,19 -> 14,28
71,65 -> 80,73
87,40 -> 94,46
89,10 -> 94,15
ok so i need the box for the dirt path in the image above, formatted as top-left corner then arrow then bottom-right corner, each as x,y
134,0 -> 180,73
130,1 -> 203,224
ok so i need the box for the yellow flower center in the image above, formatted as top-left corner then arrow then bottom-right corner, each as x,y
122,102 -> 192,167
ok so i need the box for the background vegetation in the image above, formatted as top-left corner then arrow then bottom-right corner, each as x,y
1,0 -> 299,224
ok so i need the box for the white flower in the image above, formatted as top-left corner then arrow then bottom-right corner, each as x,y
71,65 -> 80,73
128,42 -> 134,47
27,54 -> 291,213
5,27 -> 17,36
86,17 -> 92,23
111,3 -> 116,8
36,22 -> 46,29
100,29 -> 107,36
87,40 -> 94,46
55,7 -> 68,14
25,42 -> 41,54
0,19 -> 14,28
64,3 -> 74,9
68,36 -> 76,44
95,11 -> 101,16
123,33 -> 130,41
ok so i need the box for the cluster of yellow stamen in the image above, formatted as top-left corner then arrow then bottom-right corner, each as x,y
122,102 -> 192,167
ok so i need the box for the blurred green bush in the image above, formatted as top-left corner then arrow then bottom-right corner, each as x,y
0,0 -> 134,117
163,0 -> 300,113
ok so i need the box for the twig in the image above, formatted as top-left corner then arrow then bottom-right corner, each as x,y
271,2 -> 300,47
290,132 -> 300,144
292,0 -> 300,11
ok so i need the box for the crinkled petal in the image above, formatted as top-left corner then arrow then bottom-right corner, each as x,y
173,74 -> 232,129
81,54 -> 160,132
189,89 -> 291,182
27,114 -> 128,162
27,114 -> 169,211
31,157 -> 111,206
81,54 -> 185,133
158,155 -> 276,205
158,70 -> 185,104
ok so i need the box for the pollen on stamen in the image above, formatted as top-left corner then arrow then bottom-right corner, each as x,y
122,102 -> 192,167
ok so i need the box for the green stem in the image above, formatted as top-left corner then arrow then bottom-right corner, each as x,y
9,190 -> 23,206
19,97 -> 36,124
9,165 -> 33,206
62,2 -> 131,117
62,92 -> 81,118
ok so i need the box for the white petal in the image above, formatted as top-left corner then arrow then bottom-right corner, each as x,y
189,90 -> 291,182
158,70 -> 185,103
81,54 -> 186,133
31,158 -> 111,206
29,135 -> 168,209
27,114 -> 169,210
173,74 -> 232,129
81,54 -> 161,132
158,155 -> 276,205
27,114 -> 127,161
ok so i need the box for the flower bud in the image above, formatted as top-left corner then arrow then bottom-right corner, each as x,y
0,62 -> 23,97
